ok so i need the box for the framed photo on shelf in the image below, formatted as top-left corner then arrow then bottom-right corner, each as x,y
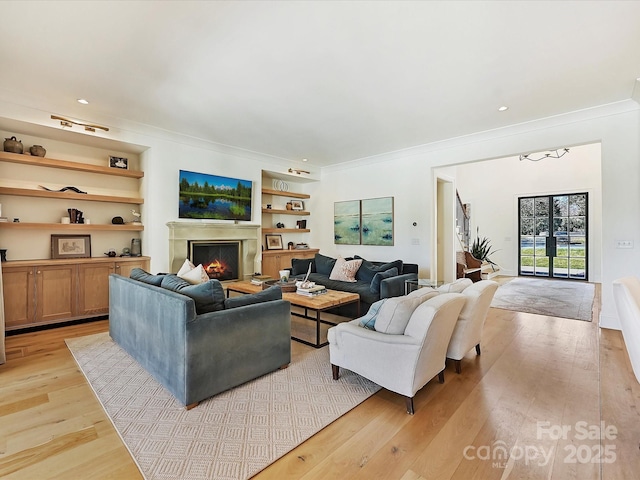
51,234 -> 91,259
265,234 -> 283,250
290,200 -> 304,210
109,156 -> 129,169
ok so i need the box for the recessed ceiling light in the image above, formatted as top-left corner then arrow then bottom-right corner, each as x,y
302,158 -> 308,162
498,106 -> 509,112
77,98 -> 89,105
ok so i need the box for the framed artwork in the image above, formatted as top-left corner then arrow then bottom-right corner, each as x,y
334,200 -> 361,245
109,156 -> 128,169
290,200 -> 304,210
51,234 -> 91,259
362,197 -> 394,245
265,234 -> 283,250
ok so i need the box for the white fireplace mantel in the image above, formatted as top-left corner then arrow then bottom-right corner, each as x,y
167,221 -> 261,279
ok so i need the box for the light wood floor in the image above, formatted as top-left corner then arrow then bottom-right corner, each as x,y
1,283 -> 639,479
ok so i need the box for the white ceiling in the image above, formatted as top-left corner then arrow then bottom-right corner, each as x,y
1,1 -> 639,167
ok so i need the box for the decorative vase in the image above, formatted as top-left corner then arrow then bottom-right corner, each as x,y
29,145 -> 46,157
286,202 -> 293,210
3,136 -> 23,154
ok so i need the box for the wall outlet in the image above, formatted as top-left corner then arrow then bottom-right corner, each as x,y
616,240 -> 634,249
411,238 -> 420,245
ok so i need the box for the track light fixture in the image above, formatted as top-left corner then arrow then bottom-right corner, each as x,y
51,115 -> 109,132
519,148 -> 569,162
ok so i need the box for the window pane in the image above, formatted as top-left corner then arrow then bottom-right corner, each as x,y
535,198 -> 549,217
569,194 -> 587,216
534,237 -> 547,256
520,236 -> 534,255
553,196 -> 568,217
520,198 -> 534,217
570,237 -> 586,258
570,217 -> 586,234
535,218 -> 549,236
521,218 -> 534,236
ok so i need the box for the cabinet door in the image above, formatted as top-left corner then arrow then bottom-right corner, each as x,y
2,266 -> 35,329
36,264 -> 77,324
115,258 -> 150,278
261,255 -> 281,279
77,263 -> 114,316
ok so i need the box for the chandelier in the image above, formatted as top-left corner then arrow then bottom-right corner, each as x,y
519,148 -> 569,162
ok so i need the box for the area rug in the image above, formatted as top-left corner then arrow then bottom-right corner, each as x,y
490,277 -> 595,321
66,333 -> 380,480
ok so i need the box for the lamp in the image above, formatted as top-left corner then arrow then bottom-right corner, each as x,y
51,115 -> 109,132
519,148 -> 569,162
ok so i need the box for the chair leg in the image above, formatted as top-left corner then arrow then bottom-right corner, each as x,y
476,344 -> 481,355
332,364 -> 340,380
438,369 -> 445,383
454,359 -> 461,374
405,396 -> 415,415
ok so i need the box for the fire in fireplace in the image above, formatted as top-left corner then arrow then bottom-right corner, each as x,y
189,240 -> 241,282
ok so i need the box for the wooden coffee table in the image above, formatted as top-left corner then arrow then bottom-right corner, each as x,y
226,280 -> 360,348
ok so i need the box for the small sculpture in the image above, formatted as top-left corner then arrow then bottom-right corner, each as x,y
131,209 -> 142,224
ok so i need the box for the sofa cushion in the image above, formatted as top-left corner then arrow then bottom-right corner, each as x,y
355,256 -> 404,283
407,286 -> 440,302
315,253 -> 337,276
224,285 -> 282,309
306,272 -> 379,306
437,278 -> 472,293
329,257 -> 363,282
160,275 -> 225,314
129,268 -> 165,286
291,257 -> 316,276
358,298 -> 387,330
370,267 -> 398,294
374,295 -> 423,335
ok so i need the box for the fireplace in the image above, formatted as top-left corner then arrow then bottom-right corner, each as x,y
189,241 -> 240,282
167,222 -> 261,282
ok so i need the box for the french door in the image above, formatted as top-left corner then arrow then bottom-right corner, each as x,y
518,193 -> 588,280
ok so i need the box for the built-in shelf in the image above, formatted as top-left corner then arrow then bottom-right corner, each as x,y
0,150 -> 144,178
0,222 -> 144,231
261,188 -> 310,199
0,187 -> 143,204
262,228 -> 310,233
261,208 -> 309,215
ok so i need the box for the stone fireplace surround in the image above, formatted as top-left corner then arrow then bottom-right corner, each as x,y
167,221 -> 261,281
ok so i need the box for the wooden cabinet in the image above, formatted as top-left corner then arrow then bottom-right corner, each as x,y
2,257 -> 149,331
261,249 -> 318,279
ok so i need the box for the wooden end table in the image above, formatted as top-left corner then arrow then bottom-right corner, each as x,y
226,281 -> 360,348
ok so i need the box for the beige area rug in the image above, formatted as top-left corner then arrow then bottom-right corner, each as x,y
66,332 -> 381,480
490,277 -> 595,321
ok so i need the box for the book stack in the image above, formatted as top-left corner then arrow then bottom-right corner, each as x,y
296,284 -> 327,296
250,275 -> 271,285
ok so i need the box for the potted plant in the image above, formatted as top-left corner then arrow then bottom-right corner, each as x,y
470,227 -> 499,269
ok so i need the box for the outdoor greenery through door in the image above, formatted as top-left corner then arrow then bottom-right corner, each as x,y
518,193 -> 588,280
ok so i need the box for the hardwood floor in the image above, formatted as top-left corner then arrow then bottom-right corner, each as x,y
1,284 -> 639,479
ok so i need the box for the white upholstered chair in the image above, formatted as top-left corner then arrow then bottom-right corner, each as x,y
328,292 -> 466,414
612,277 -> 640,384
446,280 -> 498,373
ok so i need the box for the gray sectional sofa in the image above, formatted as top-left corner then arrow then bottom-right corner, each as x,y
289,253 -> 418,316
109,270 -> 291,408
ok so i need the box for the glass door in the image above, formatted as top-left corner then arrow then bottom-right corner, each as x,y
518,193 -> 588,280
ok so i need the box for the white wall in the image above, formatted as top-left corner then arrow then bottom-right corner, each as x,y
449,142 -> 602,281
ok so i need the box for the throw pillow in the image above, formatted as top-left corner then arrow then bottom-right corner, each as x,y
437,278 -> 472,293
314,253 -> 337,276
129,268 -> 165,286
291,257 -> 316,276
329,256 -> 363,282
177,258 -> 195,276
178,263 -> 209,284
160,275 -> 225,314
369,267 -> 398,294
374,295 -> 423,335
354,256 -> 404,283
358,298 -> 387,330
224,285 -> 282,309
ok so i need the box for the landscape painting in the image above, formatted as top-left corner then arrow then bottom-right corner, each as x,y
334,200 -> 361,244
361,197 -> 394,245
179,170 -> 252,221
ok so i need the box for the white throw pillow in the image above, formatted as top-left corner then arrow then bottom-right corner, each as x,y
329,257 -> 363,282
177,258 -> 196,277
374,295 -> 423,335
178,264 -> 209,284
437,278 -> 472,293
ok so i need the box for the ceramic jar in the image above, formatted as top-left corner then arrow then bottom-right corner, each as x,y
4,136 -> 23,154
29,145 -> 46,157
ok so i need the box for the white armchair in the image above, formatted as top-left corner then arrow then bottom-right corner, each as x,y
612,276 -> 640,384
328,293 -> 466,414
446,280 -> 498,373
